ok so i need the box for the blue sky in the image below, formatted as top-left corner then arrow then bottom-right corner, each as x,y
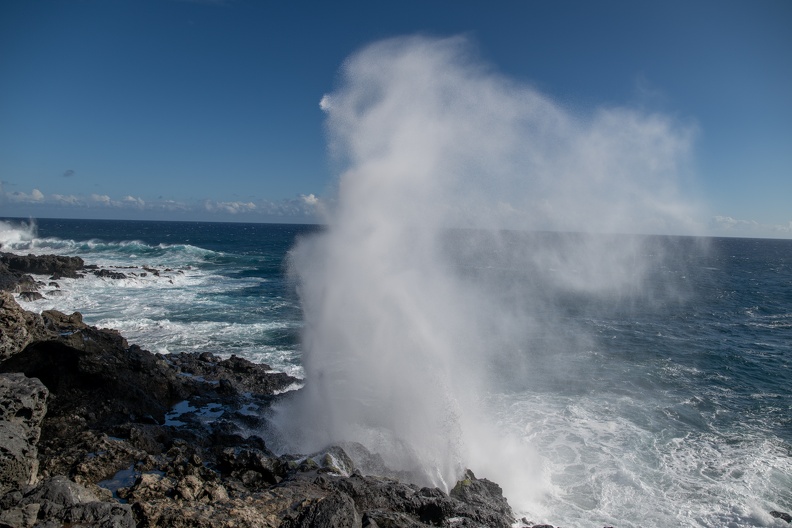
1,0 -> 790,237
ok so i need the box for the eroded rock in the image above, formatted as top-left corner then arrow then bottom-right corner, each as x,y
0,252 -> 84,279
0,292 -> 50,362
0,373 -> 48,495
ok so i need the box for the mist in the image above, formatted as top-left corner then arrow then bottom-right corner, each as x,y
0,220 -> 37,249
272,35 -> 702,509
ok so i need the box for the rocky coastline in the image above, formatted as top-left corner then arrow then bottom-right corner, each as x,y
2,251 -> 790,528
0,251 -> 532,528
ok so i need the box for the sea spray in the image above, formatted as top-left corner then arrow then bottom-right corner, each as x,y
5,219 -> 789,524
272,35 -> 701,511
0,219 -> 37,248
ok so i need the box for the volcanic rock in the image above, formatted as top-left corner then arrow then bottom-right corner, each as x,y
0,292 -> 50,362
771,510 -> 792,523
0,253 -> 520,528
0,373 -> 48,496
93,269 -> 128,280
0,252 -> 84,279
1,475 -> 135,528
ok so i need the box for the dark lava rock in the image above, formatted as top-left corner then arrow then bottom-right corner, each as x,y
450,468 -> 513,519
0,260 -> 37,294
0,292 -> 50,362
772,510 -> 792,523
0,475 -> 135,528
0,373 -> 48,496
0,252 -> 84,279
119,443 -> 515,528
16,291 -> 43,302
0,254 -> 520,528
0,328 -> 298,444
93,269 -> 128,280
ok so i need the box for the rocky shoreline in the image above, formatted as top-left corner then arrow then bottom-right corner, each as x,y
0,252 -> 535,528
2,251 -> 790,528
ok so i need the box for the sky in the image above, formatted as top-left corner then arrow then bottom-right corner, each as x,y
0,0 -> 790,238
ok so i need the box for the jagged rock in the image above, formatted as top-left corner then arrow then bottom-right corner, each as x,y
361,510 -> 426,528
93,269 -> 128,280
771,510 -> 792,523
0,337 -> 174,432
218,446 -> 285,487
113,440 -> 515,528
0,292 -> 51,362
0,373 -> 48,440
281,491 -> 360,528
0,252 -> 84,279
0,373 -> 48,495
41,430 -> 148,484
449,468 -> 512,519
40,308 -> 88,334
167,352 -> 298,396
0,260 -> 37,293
5,476 -> 135,528
17,292 -> 43,302
0,501 -> 39,528
0,260 -> 521,528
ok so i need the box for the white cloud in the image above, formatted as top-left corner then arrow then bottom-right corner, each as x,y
91,194 -> 112,205
53,194 -> 80,205
123,195 -> 146,208
9,189 -> 45,202
1,186 -> 319,222
711,215 -> 792,238
203,200 -> 257,214
301,193 -> 319,205
156,199 -> 190,212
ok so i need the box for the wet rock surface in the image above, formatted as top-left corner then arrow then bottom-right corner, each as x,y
0,260 -> 519,527
772,510 -> 792,523
0,252 -> 84,281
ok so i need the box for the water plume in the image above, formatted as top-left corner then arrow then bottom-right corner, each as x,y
0,219 -> 38,250
274,35 -> 701,509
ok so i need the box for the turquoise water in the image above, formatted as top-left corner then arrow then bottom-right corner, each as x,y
2,217 -> 790,527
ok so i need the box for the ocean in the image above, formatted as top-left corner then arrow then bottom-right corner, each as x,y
2,217 -> 790,527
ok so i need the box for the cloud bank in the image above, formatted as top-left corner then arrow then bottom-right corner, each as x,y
0,187 -> 321,223
710,215 -> 792,238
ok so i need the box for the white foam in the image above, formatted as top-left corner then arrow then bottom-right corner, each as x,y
0,220 -> 37,247
11,231 -> 302,378
489,388 -> 792,527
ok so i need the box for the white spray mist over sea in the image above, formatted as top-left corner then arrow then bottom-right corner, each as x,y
274,35 -> 702,511
0,220 -> 37,247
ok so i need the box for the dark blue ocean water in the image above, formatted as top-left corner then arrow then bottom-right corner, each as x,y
2,217 -> 790,527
